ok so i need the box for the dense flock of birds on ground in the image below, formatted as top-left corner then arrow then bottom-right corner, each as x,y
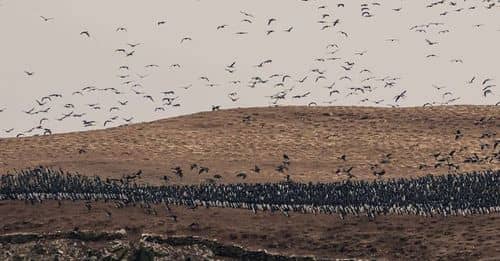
0,167 -> 499,219
0,0 -> 498,137
0,1 -> 499,223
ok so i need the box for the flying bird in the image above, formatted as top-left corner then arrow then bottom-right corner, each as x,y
240,11 -> 254,18
467,76 -> 476,84
180,37 -> 192,43
482,78 -> 493,85
394,90 -> 407,103
128,43 -> 141,48
236,172 -> 247,179
80,31 -> 90,38
425,39 -> 438,45
40,16 -> 54,22
455,130 -> 463,140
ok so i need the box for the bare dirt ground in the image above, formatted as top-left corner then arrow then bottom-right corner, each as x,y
0,105 -> 499,260
0,201 -> 499,260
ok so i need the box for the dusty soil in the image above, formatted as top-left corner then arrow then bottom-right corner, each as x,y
0,105 -> 499,260
0,106 -> 498,185
0,201 -> 499,260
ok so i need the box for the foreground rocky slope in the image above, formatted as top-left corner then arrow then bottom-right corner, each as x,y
0,230 -> 314,260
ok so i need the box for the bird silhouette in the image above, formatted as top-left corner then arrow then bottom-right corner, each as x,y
40,16 -> 54,22
180,37 -> 192,43
425,39 -> 438,45
394,90 -> 407,103
236,172 -> 247,179
128,43 -> 141,48
80,31 -> 90,38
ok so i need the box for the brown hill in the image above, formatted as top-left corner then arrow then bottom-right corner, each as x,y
0,105 -> 498,184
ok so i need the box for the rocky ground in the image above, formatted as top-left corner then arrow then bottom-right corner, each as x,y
0,230 -> 316,260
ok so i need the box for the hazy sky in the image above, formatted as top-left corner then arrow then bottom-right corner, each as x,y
0,0 -> 499,137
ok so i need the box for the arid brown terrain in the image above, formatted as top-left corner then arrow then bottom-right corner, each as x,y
0,105 -> 499,260
0,106 -> 498,184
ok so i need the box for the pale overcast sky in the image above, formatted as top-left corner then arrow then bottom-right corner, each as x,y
0,0 -> 499,137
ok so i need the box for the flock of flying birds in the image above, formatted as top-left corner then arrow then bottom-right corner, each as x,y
0,0 -> 499,137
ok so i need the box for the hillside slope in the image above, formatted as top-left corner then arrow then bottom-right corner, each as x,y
0,105 -> 498,184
